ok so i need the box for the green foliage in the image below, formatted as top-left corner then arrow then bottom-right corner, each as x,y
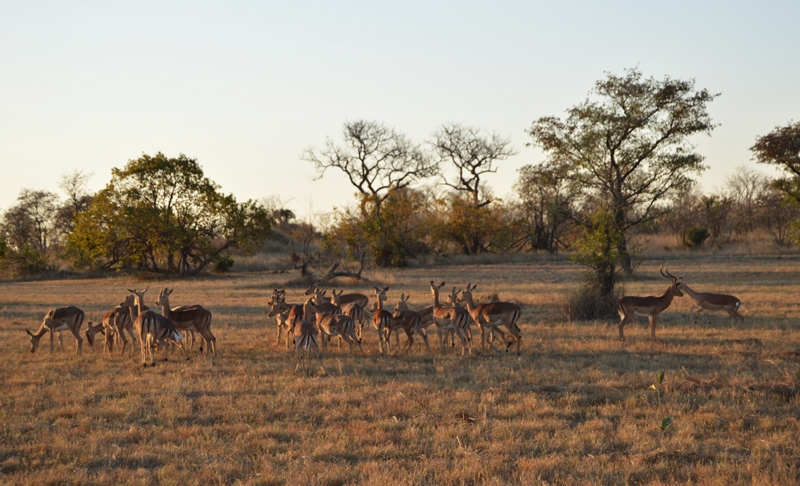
751,120 -> 800,205
684,226 -> 710,247
214,255 -> 235,273
430,193 -> 516,255
66,152 -> 273,275
0,244 -> 54,276
658,417 -> 674,431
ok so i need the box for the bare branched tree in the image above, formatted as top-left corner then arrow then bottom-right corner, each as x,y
430,122 -> 517,205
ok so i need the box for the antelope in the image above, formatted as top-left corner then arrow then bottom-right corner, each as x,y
129,288 -> 188,366
155,288 -> 216,356
616,266 -> 684,341
458,283 -> 522,355
87,293 -> 147,355
305,281 -> 369,308
308,305 -> 365,358
677,282 -> 745,323
331,289 -> 367,341
372,286 -> 394,355
293,315 -> 325,376
26,306 -> 85,355
430,281 -> 472,356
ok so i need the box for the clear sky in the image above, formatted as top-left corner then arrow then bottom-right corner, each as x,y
2,1 -> 798,218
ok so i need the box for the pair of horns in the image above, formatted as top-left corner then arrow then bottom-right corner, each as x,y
660,265 -> 680,283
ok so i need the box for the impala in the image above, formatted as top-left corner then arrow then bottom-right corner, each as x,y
616,266 -> 684,341
677,281 -> 744,323
26,306 -> 86,355
458,283 -> 522,355
129,288 -> 188,366
331,289 -> 367,340
305,281 -> 369,308
156,288 -> 216,356
293,314 -> 325,376
430,281 -> 472,356
309,305 -> 365,358
88,292 -> 148,355
372,286 -> 394,355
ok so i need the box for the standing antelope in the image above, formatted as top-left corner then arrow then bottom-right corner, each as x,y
87,293 -> 146,356
293,313 -> 325,376
372,286 -> 394,355
430,281 -> 472,356
309,305 -> 365,358
458,284 -> 522,355
332,289 -> 367,341
305,281 -> 369,308
677,282 -> 744,323
129,288 -> 188,366
616,266 -> 684,341
155,288 -> 216,356
26,306 -> 85,355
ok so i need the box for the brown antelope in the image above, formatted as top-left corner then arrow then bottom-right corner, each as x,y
430,281 -> 472,356
616,266 -> 684,341
155,288 -> 216,356
26,306 -> 85,355
372,286 -> 395,355
293,315 -> 325,375
305,281 -> 369,308
677,282 -> 744,323
309,305 -> 365,358
88,292 -> 149,356
458,283 -> 522,355
129,288 -> 188,366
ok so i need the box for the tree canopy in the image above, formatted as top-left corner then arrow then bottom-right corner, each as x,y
67,153 -> 273,274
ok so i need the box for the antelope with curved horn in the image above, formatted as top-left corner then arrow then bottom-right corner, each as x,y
677,282 -> 744,323
616,266 -> 684,341
26,306 -> 85,355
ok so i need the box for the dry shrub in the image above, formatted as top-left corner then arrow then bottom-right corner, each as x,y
564,284 -> 620,321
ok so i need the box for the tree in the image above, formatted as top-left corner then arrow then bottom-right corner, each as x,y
67,153 -> 273,274
55,170 -> 94,237
513,163 -> 577,253
1,189 -> 59,255
430,122 -> 517,205
303,120 -> 438,266
527,68 -> 716,307
750,120 -> 800,204
724,165 -> 772,238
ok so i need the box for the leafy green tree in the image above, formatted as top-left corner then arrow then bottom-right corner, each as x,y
513,163 -> 577,253
67,153 -> 273,274
751,120 -> 800,203
527,68 -> 716,304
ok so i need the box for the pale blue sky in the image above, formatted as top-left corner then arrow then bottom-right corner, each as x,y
1,1 -> 798,217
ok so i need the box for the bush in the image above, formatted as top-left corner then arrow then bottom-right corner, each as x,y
565,284 -> 621,321
684,226 -> 710,248
214,256 -> 235,273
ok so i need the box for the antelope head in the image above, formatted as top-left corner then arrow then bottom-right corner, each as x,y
660,265 -> 684,297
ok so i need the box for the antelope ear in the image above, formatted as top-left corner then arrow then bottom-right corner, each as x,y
25,329 -> 34,337
143,286 -> 149,293
383,286 -> 390,292
440,281 -> 446,287
128,288 -> 135,293
472,284 -> 477,290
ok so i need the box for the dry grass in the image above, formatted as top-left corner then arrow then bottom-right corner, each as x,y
2,257 -> 800,485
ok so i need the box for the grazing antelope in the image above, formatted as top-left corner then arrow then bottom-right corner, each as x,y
129,288 -> 188,366
677,282 -> 744,323
155,288 -> 216,356
26,306 -> 85,355
616,266 -> 684,341
305,281 -> 369,308
430,281 -> 472,356
458,283 -> 522,355
309,305 -> 365,358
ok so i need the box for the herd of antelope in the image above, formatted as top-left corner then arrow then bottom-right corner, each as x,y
25,287 -> 216,367
24,266 -> 744,372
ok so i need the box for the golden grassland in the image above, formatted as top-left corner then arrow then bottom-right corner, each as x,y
1,256 -> 800,485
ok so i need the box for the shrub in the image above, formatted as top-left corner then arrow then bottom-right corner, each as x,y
684,226 -> 710,248
214,256 -> 235,273
564,284 -> 621,321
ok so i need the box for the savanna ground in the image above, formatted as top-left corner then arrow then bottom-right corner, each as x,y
1,255 -> 799,485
